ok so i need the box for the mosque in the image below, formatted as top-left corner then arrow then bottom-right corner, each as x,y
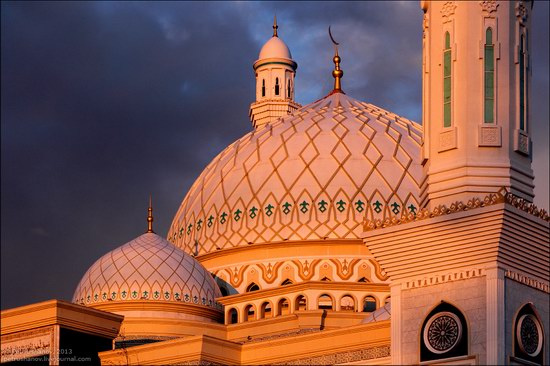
1,1 -> 549,365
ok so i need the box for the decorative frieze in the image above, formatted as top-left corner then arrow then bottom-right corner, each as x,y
441,2 -> 457,22
1,327 -> 53,363
273,344 -> 390,365
364,189 -> 549,232
479,0 -> 499,14
505,270 -> 550,293
403,268 -> 484,290
515,1 -> 528,25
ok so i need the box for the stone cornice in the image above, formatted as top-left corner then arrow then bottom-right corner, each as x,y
364,189 -> 549,232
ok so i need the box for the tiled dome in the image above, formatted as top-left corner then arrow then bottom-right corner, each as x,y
72,232 -> 222,308
169,93 -> 426,256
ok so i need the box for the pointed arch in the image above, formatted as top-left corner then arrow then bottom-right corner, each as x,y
420,301 -> 468,361
246,282 -> 260,292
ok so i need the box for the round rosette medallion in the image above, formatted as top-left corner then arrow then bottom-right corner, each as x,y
423,312 -> 463,354
517,314 -> 543,357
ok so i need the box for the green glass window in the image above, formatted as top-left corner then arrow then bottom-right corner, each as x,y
484,28 -> 495,124
519,35 -> 525,131
443,32 -> 452,128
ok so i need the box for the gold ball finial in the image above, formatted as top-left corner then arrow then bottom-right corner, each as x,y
146,194 -> 155,233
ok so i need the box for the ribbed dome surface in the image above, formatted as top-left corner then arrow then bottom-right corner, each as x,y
258,36 -> 292,60
169,93 -> 426,256
73,233 -> 221,307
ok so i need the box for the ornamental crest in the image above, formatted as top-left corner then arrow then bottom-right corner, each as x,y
441,2 -> 457,21
516,1 -> 528,25
479,0 -> 498,14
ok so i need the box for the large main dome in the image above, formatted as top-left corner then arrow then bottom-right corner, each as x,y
169,93 -> 426,256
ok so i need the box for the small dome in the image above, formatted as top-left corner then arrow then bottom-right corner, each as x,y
72,232 -> 221,308
259,36 -> 292,60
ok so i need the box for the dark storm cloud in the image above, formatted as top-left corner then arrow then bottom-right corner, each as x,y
1,2 -> 548,309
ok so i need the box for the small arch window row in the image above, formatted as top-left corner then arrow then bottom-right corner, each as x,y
225,293 -> 389,324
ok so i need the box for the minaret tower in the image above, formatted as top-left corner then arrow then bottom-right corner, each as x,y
249,17 -> 301,128
422,0 -> 535,207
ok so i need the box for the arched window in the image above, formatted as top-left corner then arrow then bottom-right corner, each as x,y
384,296 -> 391,305
277,298 -> 290,316
281,279 -> 293,286
260,301 -> 272,319
244,304 -> 255,321
420,302 -> 468,362
228,308 -> 238,324
484,28 -> 495,124
320,276 -> 331,282
358,277 -> 369,283
295,295 -> 307,311
318,294 -> 334,310
519,34 -> 526,131
287,80 -> 291,98
443,32 -> 452,128
275,77 -> 280,96
340,295 -> 355,311
261,79 -> 266,97
246,282 -> 259,292
363,296 -> 377,312
513,303 -> 544,364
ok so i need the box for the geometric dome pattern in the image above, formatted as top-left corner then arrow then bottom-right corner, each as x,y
168,93 -> 426,256
72,233 -> 222,308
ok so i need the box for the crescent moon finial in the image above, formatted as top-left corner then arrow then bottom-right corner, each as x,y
328,26 -> 339,46
328,26 -> 344,95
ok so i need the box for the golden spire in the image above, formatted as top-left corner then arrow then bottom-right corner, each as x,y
273,14 -> 278,37
329,26 -> 344,94
146,194 -> 154,233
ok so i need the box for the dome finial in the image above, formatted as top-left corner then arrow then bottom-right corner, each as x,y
273,14 -> 278,37
147,194 -> 154,233
329,26 -> 344,94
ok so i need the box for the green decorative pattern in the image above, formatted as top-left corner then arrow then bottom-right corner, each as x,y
282,202 -> 292,215
336,199 -> 346,212
373,200 -> 383,214
300,200 -> 309,213
391,202 -> 400,214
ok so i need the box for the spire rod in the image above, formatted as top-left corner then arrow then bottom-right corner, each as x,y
146,194 -> 155,233
273,14 -> 278,37
329,26 -> 344,94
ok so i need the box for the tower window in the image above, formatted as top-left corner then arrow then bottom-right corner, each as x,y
262,79 -> 266,97
484,28 -> 495,124
287,80 -> 291,98
443,32 -> 452,128
275,77 -> 280,96
519,34 -> 526,131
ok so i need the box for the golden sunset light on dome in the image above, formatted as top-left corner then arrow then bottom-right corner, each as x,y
1,2 -> 548,365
